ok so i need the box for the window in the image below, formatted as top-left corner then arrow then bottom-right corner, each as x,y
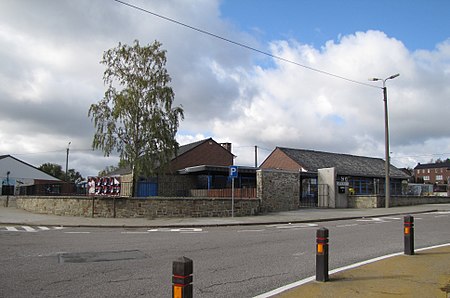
349,177 -> 375,195
423,176 -> 430,181
436,175 -> 443,181
427,169 -> 430,173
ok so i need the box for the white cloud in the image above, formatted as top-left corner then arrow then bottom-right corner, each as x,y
212,31 -> 450,167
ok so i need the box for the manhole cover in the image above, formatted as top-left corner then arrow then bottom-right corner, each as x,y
58,250 -> 147,264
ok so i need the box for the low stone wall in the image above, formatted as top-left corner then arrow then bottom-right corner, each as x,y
348,195 -> 450,208
0,196 -> 17,207
15,196 -> 261,218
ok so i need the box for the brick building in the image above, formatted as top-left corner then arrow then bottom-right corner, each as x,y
169,138 -> 234,172
261,147 -> 410,198
414,161 -> 450,185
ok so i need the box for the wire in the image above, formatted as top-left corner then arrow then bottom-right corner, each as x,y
113,0 -> 380,89
10,150 -> 63,156
392,153 -> 450,159
7,148 -> 96,156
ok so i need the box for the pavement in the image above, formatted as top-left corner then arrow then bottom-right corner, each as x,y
1,203 -> 450,297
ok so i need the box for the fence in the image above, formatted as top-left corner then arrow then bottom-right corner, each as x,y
190,188 -> 256,198
18,183 -> 86,196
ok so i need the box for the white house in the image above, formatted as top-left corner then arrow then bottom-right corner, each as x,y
0,155 -> 61,195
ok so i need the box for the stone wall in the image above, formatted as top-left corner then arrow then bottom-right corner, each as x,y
348,195 -> 450,208
15,196 -> 260,218
257,169 -> 299,212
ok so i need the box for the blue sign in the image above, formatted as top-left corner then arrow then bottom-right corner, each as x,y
229,166 -> 238,178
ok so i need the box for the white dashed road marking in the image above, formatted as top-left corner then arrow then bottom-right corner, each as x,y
147,228 -> 205,233
336,223 -> 359,228
267,223 -> 319,229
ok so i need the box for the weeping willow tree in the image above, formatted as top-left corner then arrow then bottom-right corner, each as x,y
89,40 -> 184,196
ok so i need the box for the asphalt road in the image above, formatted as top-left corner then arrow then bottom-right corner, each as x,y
0,211 -> 449,298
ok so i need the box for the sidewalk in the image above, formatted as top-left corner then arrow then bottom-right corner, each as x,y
1,203 -> 449,228
274,244 -> 450,298
1,204 -> 450,298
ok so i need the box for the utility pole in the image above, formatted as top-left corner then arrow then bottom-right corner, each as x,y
254,145 -> 258,168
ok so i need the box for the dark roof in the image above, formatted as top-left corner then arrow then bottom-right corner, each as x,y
278,147 -> 409,179
414,161 -> 450,170
176,139 -> 208,156
175,138 -> 235,158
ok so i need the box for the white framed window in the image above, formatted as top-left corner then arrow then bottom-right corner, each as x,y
436,175 -> 443,181
423,176 -> 430,181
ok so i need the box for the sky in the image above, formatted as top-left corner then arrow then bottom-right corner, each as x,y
0,0 -> 449,179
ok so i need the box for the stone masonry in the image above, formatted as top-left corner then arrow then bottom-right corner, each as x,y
15,196 -> 261,218
257,169 -> 299,212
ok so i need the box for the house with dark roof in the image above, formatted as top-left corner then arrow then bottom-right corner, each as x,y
414,161 -> 450,188
0,155 -> 61,196
260,147 -> 410,207
169,138 -> 234,172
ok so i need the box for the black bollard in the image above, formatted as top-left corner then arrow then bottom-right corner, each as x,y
173,256 -> 193,298
316,227 -> 329,282
404,215 -> 414,255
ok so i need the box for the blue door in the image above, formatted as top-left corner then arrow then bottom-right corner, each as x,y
137,181 -> 158,197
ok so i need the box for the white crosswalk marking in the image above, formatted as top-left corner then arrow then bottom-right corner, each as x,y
6,227 -> 19,232
21,226 -> 37,232
1,226 -> 64,232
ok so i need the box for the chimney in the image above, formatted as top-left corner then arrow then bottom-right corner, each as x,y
220,142 -> 232,152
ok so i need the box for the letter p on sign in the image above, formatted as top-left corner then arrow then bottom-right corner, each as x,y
229,166 -> 238,178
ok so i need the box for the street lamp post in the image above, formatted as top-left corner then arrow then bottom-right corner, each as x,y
6,171 -> 10,207
65,142 -> 71,182
369,74 -> 399,208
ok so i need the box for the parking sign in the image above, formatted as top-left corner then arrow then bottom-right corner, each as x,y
229,166 -> 238,178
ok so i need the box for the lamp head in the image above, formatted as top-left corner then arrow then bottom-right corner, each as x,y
388,73 -> 400,80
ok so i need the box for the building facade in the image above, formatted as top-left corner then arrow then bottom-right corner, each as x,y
0,155 -> 62,195
260,147 -> 410,202
414,161 -> 450,186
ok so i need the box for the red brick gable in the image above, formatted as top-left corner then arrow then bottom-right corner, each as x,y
169,139 -> 234,172
260,147 -> 303,171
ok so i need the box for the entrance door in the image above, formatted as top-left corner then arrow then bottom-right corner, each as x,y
299,177 -> 318,208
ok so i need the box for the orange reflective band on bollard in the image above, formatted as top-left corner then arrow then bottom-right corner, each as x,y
173,286 -> 182,298
317,243 -> 324,254
404,227 -> 410,235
